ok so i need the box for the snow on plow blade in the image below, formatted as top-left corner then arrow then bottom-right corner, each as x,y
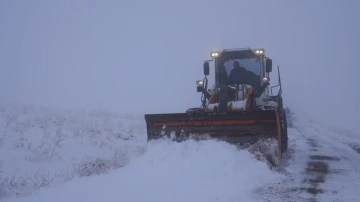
145,110 -> 281,148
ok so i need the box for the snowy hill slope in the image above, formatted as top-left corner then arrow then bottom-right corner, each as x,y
0,105 -> 147,199
1,105 -> 360,202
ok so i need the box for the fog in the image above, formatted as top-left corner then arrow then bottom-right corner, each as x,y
1,0 -> 359,132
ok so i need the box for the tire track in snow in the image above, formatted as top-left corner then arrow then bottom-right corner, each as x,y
300,138 -> 341,201
292,124 -> 360,202
253,120 -> 360,202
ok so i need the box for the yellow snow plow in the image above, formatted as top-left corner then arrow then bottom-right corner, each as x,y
145,48 -> 288,156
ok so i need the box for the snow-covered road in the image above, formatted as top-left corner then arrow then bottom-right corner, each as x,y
1,105 -> 359,202
256,115 -> 360,202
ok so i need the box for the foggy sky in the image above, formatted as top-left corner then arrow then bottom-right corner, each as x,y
1,0 -> 359,132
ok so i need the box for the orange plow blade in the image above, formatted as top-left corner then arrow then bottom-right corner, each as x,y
145,110 -> 282,153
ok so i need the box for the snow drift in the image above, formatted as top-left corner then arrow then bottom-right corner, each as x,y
7,139 -> 284,202
1,105 -> 283,201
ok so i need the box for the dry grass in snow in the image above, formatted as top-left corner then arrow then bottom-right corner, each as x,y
0,104 -> 147,199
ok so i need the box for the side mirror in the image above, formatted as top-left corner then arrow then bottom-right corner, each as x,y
266,58 -> 272,72
203,62 -> 209,75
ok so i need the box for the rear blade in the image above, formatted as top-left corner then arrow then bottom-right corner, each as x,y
144,110 -> 281,146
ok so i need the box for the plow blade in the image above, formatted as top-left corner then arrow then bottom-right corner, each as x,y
145,110 -> 282,151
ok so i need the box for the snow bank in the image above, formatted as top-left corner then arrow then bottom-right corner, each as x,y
6,138 -> 283,202
0,104 -> 147,199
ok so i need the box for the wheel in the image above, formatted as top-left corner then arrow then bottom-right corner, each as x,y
280,108 -> 288,153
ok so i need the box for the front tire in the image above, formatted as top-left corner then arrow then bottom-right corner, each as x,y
280,108 -> 288,153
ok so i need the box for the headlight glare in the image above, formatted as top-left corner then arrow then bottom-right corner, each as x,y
196,80 -> 204,86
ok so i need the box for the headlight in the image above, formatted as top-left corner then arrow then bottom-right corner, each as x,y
196,80 -> 204,86
254,49 -> 264,54
262,77 -> 269,82
210,52 -> 220,57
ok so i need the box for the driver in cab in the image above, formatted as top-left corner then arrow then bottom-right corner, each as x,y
228,61 -> 247,81
228,61 -> 248,83
224,61 -> 259,88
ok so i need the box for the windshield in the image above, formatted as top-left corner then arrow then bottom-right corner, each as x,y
220,57 -> 261,88
224,58 -> 261,76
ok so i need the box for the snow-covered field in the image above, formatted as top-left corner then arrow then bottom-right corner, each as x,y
1,104 -> 360,202
0,104 -> 147,199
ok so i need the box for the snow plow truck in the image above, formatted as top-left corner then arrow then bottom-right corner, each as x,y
144,48 -> 288,156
